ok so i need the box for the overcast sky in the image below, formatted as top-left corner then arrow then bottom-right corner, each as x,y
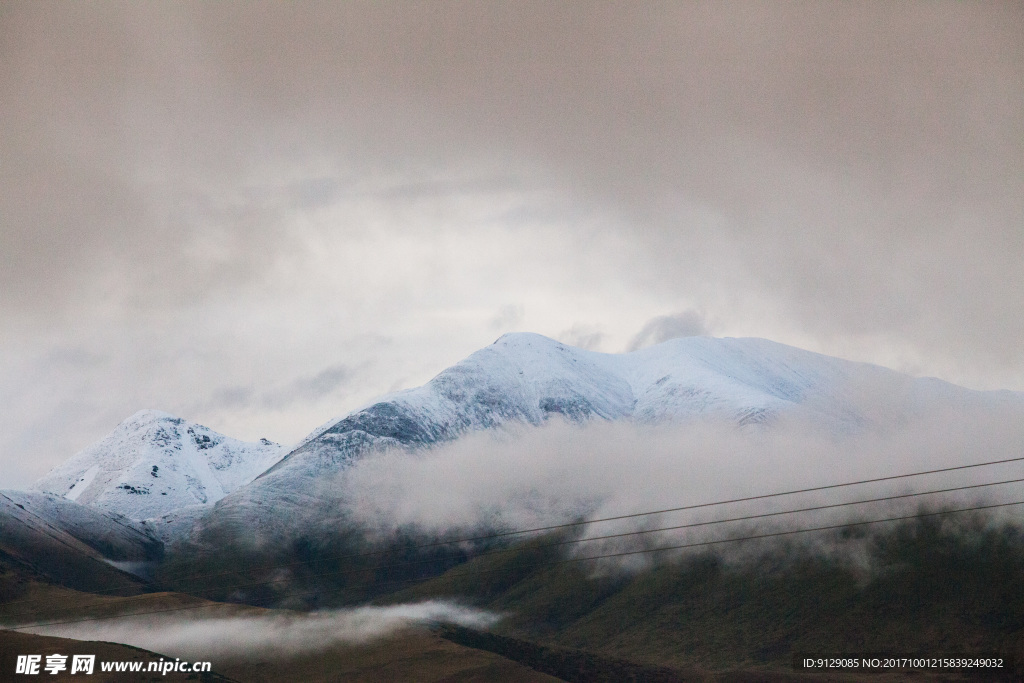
1,1 -> 1021,489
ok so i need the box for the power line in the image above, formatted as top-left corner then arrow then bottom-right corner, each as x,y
132,453 -> 1024,588
137,475 -> 1024,598
6,498 -> 1024,631
444,454 -> 1024,539
5,466 -> 1024,615
505,476 -> 1024,552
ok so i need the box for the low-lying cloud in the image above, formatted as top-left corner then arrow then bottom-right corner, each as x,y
329,404 -> 1024,565
25,601 -> 497,660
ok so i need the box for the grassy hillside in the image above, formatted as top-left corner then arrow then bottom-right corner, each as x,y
8,509 -> 1024,680
0,609 -> 560,683
152,520 -> 479,607
143,507 -> 1024,678
0,521 -> 149,598
0,578 -> 561,682
384,510 -> 1024,676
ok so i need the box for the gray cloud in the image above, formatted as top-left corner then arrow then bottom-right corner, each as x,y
1,2 -> 1022,487
488,304 -> 525,333
206,386 -> 255,412
559,324 -> 606,351
627,311 -> 708,351
193,365 -> 354,420
262,365 -> 352,410
4,3 -> 1019,325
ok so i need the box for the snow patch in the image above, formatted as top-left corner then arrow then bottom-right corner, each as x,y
64,464 -> 99,501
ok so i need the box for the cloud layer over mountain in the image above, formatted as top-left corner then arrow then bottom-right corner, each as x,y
2,2 -> 1021,487
324,405 -> 1024,561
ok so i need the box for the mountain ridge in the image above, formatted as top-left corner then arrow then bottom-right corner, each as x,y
32,410 -> 286,521
187,333 -> 1024,544
28,333 -> 1024,540
261,333 -> 1007,482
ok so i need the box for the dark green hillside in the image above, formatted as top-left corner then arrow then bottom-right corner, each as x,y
152,521 -> 474,607
0,518 -> 148,598
386,511 -> 1024,675
150,508 -> 1024,677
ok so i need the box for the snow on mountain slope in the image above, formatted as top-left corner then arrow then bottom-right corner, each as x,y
0,490 -> 161,562
261,333 -> 998,482
198,333 -> 1023,543
0,490 -> 157,593
32,411 -> 287,521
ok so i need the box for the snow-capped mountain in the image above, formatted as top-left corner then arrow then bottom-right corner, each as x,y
33,410 -> 287,521
258,333 -> 1007,484
195,333 -> 1022,541
33,334 -> 1024,540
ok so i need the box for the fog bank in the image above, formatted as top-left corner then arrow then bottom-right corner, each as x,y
331,407 -> 1024,556
26,601 -> 498,660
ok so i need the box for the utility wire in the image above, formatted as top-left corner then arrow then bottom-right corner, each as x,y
5,498 -> 1024,631
500,476 -> 1024,552
139,475 -> 1024,599
4,468 -> 1024,614
401,454 -> 1024,541
108,453 -> 1024,589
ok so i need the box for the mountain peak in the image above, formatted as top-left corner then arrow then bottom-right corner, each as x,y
124,408 -> 180,424
33,412 -> 288,521
114,334 -> 1024,542
492,331 -> 564,346
257,335 -> 899,488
